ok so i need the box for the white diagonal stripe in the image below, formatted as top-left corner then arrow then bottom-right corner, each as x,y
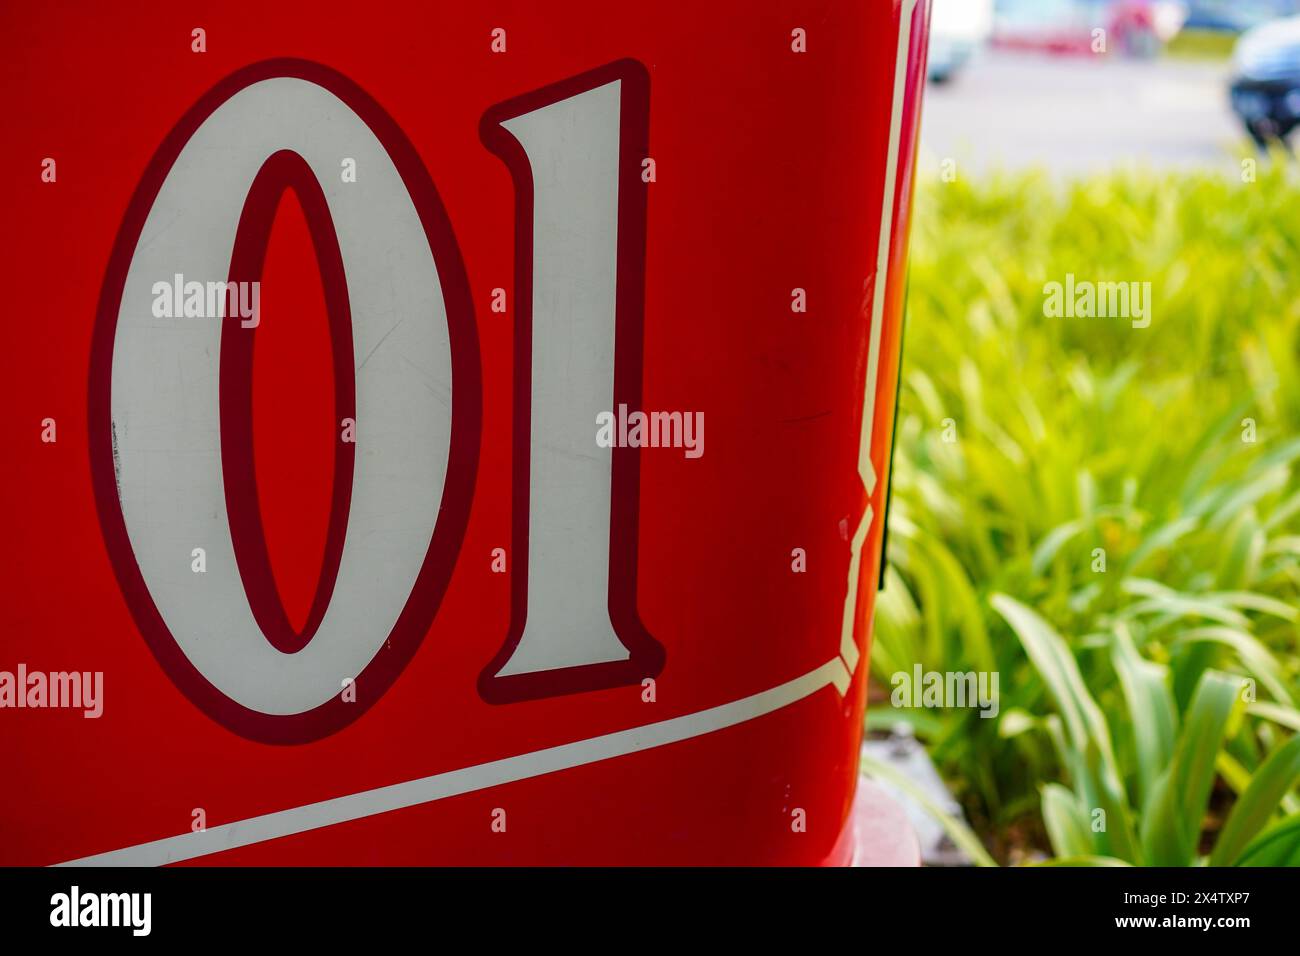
58,658 -> 845,866
838,0 -> 921,676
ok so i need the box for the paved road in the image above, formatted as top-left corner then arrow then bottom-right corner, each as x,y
919,50 -> 1249,177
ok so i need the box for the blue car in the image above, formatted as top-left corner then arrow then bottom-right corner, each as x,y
1230,16 -> 1300,144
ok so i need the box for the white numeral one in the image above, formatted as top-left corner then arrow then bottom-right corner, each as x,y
109,77 -> 455,717
497,83 -> 627,674
479,63 -> 662,702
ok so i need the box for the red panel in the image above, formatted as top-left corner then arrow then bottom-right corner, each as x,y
0,0 -> 930,865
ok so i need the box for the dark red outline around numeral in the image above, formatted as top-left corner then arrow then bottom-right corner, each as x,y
477,59 -> 666,704
88,60 -> 481,745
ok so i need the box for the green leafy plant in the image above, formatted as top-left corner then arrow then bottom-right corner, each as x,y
872,164 -> 1300,865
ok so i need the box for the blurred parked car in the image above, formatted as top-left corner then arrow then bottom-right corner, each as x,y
929,0 -> 994,82
992,0 -> 1186,56
1231,15 -> 1300,144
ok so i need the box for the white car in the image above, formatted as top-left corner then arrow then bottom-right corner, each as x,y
929,0 -> 994,82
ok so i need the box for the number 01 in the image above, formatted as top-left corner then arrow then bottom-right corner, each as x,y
89,59 -> 663,743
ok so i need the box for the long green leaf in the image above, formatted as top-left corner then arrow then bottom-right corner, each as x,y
1140,670 -> 1241,865
1110,625 -> 1176,806
1210,733 -> 1300,865
1029,856 -> 1133,867
1172,626 -> 1293,706
1235,813 -> 1300,866
1248,702 -> 1300,733
991,594 -> 1140,862
1041,783 -> 1099,858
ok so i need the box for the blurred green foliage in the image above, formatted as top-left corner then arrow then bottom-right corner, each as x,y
1163,27 -> 1237,61
872,163 -> 1300,865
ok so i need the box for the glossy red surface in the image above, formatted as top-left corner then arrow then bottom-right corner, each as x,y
0,0 -> 930,865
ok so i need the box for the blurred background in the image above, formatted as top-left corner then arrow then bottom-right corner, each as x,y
864,0 -> 1300,866
925,0 -> 1300,173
